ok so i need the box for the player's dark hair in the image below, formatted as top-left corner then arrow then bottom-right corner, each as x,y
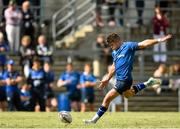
106,33 -> 121,45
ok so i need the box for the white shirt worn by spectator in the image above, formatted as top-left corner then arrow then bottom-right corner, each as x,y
5,7 -> 22,52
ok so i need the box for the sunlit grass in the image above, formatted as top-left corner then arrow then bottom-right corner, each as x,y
0,112 -> 179,128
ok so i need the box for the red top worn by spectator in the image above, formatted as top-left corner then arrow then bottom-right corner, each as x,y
152,6 -> 169,35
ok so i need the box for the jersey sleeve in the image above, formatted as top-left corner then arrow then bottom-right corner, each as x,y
126,42 -> 139,51
59,72 -> 65,81
3,71 -> 8,79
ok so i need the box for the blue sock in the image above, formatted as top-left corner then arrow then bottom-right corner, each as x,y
96,106 -> 107,117
133,83 -> 146,94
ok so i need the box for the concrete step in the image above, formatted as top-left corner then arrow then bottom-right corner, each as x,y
129,96 -> 178,102
128,101 -> 178,107
129,107 -> 178,112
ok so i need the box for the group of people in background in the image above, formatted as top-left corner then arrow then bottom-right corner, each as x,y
0,59 -> 123,112
57,63 -> 122,112
57,63 -> 97,112
0,61 -> 100,112
0,58 -> 57,112
0,0 -> 54,112
0,0 -> 53,70
3,0 -> 35,53
95,0 -> 173,27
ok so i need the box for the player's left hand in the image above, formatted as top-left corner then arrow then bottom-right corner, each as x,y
98,76 -> 109,89
98,80 -> 108,89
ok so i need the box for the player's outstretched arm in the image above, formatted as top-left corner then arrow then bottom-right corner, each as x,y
98,63 -> 115,89
138,34 -> 172,49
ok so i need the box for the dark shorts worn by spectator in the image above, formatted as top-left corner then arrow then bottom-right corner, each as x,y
0,89 -> 6,101
81,91 -> 94,104
69,90 -> 81,102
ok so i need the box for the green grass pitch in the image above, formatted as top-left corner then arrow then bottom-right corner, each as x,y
0,112 -> 179,128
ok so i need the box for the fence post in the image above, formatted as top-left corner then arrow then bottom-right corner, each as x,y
178,87 -> 180,112
138,50 -> 144,80
124,97 -> 128,112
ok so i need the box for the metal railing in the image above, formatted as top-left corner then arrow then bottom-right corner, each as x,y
52,0 -> 96,47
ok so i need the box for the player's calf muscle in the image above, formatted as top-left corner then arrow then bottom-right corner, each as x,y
102,95 -> 112,107
102,89 -> 118,107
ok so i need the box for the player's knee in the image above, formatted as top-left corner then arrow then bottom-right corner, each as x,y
123,93 -> 131,98
123,89 -> 135,98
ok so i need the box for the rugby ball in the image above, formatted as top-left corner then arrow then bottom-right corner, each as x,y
58,111 -> 72,123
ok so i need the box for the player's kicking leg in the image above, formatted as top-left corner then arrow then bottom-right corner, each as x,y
123,77 -> 161,98
84,77 -> 161,124
84,88 -> 119,124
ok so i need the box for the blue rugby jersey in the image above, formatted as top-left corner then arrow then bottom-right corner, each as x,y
59,71 -> 80,95
80,73 -> 96,94
27,69 -> 46,89
112,42 -> 139,81
4,70 -> 21,92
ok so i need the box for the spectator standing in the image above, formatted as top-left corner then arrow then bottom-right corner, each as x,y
57,63 -> 81,111
106,0 -> 124,26
0,32 -> 9,67
27,58 -> 47,111
0,63 -> 7,111
79,63 -> 97,112
4,0 -> 22,52
4,59 -> 23,111
152,6 -> 169,63
135,0 -> 145,26
36,35 -> 53,63
19,35 -> 35,78
21,1 -> 35,43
